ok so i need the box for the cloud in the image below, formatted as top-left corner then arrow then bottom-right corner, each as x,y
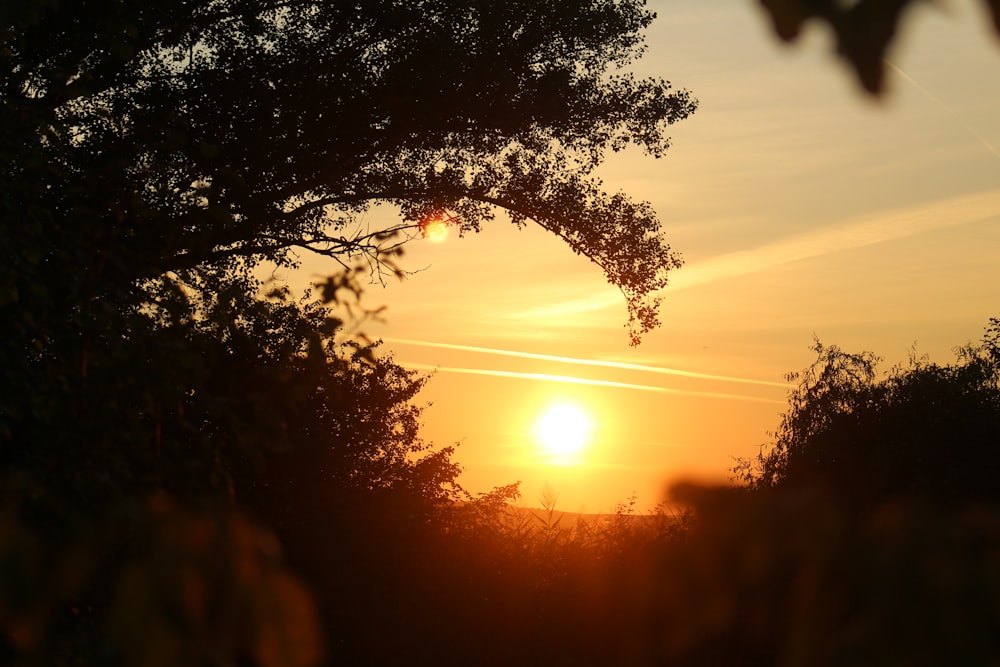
886,61 -> 1000,160
386,337 -> 790,388
400,362 -> 786,405
671,189 -> 1000,291
503,188 -> 1000,321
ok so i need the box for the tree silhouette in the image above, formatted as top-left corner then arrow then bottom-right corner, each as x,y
1,2 -> 698,663
655,321 -> 1000,665
736,320 -> 1000,510
3,0 -> 695,347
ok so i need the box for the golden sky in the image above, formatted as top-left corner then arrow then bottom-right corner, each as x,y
297,1 -> 1000,512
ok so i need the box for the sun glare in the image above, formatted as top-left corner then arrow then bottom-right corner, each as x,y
420,216 -> 450,243
533,402 -> 593,466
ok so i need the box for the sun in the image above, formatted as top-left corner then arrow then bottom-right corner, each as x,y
419,215 -> 450,243
533,402 -> 593,466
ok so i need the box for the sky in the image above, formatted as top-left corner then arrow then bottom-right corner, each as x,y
296,0 -> 1000,512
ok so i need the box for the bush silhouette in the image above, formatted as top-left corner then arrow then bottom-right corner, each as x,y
737,319 -> 1000,511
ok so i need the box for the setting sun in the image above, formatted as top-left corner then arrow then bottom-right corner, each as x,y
533,402 -> 593,466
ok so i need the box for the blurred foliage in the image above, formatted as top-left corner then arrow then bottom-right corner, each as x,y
650,483 -> 1000,666
277,483 -> 691,667
267,468 -> 999,667
106,496 -> 322,667
757,0 -> 1000,94
0,485 -> 322,667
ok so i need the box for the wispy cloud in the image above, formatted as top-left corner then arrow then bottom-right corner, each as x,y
509,188 -> 1000,321
672,189 -> 1000,291
886,60 -> 1000,160
401,362 -> 786,404
386,337 -> 790,388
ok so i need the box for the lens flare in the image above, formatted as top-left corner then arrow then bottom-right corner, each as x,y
420,216 -> 450,243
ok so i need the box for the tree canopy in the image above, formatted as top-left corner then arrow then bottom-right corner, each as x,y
3,0 -> 695,347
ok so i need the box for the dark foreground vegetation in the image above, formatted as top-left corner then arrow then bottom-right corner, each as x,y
4,321 -> 999,667
262,325 -> 1000,667
3,1 -> 1000,665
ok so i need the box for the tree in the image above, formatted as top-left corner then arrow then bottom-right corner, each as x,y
0,270 -> 468,664
3,3 -> 695,663
2,0 -> 695,349
736,320 -> 1000,509
2,0 -> 698,517
755,0 -> 1000,95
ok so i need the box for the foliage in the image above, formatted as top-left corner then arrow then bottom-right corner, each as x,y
736,320 -> 1000,510
2,0 -> 695,347
248,473 -> 1000,667
694,323 -> 1000,664
647,483 -> 1000,667
0,274 -> 459,665
2,259 -> 446,507
756,0 -> 1000,94
271,474 -> 999,667
284,486 -> 689,667
0,485 -> 324,667
2,1 -> 698,663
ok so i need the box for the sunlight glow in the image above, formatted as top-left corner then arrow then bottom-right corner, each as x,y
534,402 -> 593,466
420,216 -> 450,243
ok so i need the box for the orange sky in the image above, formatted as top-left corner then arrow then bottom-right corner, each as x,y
293,1 -> 1000,512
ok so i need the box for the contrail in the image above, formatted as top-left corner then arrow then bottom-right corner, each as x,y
886,59 -> 1000,159
494,187 -> 1000,322
667,189 -> 1000,291
385,337 -> 791,388
401,362 -> 787,404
